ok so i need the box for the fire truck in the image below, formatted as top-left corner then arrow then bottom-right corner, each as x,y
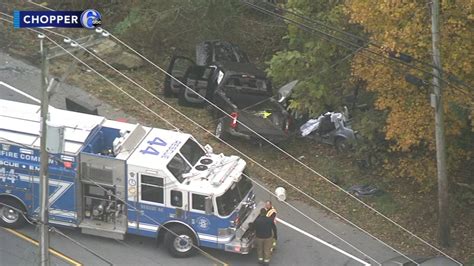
0,99 -> 261,257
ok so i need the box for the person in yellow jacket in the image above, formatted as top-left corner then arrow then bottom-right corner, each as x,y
265,200 -> 277,250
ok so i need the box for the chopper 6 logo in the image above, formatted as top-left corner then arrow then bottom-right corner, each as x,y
80,9 -> 101,29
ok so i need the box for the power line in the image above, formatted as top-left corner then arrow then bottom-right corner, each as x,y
6,2 -> 466,262
78,175 -> 225,265
93,27 -> 459,265
1,13 -> 440,264
0,17 -> 408,264
51,31 -> 420,264
0,15 -> 178,131
0,11 -> 457,264
205,46 -> 361,127
0,93 -> 377,265
241,0 -> 474,123
112,238 -> 164,265
262,0 -> 473,92
241,0 -> 472,94
241,173 -> 375,265
0,26 -> 224,266
0,149 -> 223,265
0,17 -> 430,266
0,136 -> 115,265
0,200 -> 114,265
0,33 -> 376,263
67,28 -> 415,260
49,227 -> 114,266
260,1 -> 434,69
260,0 -> 474,98
20,0 -> 468,230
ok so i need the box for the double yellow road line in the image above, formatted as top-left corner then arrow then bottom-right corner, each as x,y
3,227 -> 82,266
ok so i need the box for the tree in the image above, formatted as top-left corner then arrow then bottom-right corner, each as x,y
266,0 -> 362,115
110,0 -> 285,64
345,0 -> 474,185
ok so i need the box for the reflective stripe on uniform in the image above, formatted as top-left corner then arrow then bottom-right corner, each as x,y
266,208 -> 277,217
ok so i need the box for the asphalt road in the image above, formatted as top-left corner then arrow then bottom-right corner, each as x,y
0,51 -> 401,265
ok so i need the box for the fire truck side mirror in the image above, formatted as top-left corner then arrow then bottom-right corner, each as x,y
204,196 -> 213,215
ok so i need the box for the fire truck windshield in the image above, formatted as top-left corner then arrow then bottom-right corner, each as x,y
216,174 -> 252,216
180,138 -> 205,166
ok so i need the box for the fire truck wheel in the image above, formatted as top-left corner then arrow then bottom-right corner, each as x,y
164,226 -> 197,258
0,198 -> 27,229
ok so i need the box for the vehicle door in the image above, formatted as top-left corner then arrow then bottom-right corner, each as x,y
136,173 -> 167,233
164,56 -> 195,96
169,189 -> 189,221
276,80 -> 302,131
276,80 -> 299,104
182,65 -> 216,104
186,193 -> 218,245
213,74 -> 239,114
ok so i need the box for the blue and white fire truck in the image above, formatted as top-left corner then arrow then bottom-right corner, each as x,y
0,99 -> 262,257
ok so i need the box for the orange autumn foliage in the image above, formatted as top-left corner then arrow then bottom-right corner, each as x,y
345,0 -> 474,184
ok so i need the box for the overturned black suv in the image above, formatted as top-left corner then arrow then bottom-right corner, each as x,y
163,40 -> 296,143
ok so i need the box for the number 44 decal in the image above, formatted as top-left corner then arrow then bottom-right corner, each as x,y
140,137 -> 167,155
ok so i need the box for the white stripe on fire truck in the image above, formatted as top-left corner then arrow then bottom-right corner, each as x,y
127,222 -> 220,243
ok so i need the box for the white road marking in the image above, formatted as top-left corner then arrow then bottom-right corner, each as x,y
0,81 -> 40,103
277,218 -> 371,266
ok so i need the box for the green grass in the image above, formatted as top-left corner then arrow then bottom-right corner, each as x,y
466,256 -> 474,266
372,193 -> 399,215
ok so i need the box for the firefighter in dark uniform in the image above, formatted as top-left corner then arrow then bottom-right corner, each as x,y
265,200 -> 277,250
250,208 -> 274,265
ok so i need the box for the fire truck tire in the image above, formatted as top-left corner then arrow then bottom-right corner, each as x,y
0,198 -> 27,229
164,226 -> 197,258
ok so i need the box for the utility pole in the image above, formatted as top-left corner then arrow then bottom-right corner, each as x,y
430,0 -> 449,247
36,32 -> 104,266
39,33 -> 51,266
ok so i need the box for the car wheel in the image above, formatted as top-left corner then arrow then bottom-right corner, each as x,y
164,226 -> 197,258
215,119 -> 229,141
0,198 -> 27,229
